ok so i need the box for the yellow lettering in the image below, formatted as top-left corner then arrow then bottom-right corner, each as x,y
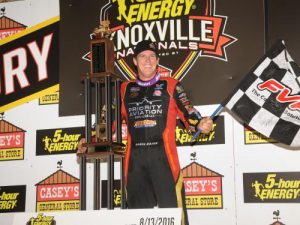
159,0 -> 172,18
125,0 -> 194,25
148,1 -> 161,20
171,0 -> 183,17
185,0 -> 195,14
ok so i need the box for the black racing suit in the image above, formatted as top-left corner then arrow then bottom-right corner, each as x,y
121,77 -> 202,225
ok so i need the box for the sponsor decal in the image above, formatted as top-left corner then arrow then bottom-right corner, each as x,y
129,86 -> 140,98
83,0 -> 236,81
36,127 -> 85,155
0,185 -> 26,213
175,84 -> 184,94
157,65 -> 172,77
244,124 -> 277,144
128,97 -> 163,119
101,180 -> 122,208
0,16 -> 59,112
35,162 -> 80,212
153,90 -> 162,97
0,119 -> 26,161
176,115 -> 224,145
0,8 -> 27,40
134,119 -> 157,128
26,213 -> 56,225
154,83 -> 164,90
182,153 -> 223,209
39,90 -> 59,105
244,172 -> 300,203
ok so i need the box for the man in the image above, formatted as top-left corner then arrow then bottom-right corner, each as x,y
120,40 -> 213,225
78,40 -> 213,225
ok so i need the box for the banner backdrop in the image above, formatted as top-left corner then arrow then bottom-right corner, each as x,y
1,1 -> 300,225
59,0 -> 265,116
0,17 -> 59,113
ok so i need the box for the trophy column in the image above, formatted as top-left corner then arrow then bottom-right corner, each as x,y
78,20 -> 125,210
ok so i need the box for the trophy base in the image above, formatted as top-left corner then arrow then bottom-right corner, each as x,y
77,141 -> 125,159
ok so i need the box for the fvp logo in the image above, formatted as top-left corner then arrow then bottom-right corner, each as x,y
89,0 -> 236,81
258,79 -> 300,110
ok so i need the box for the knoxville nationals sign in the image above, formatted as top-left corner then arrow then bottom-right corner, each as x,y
96,0 -> 236,80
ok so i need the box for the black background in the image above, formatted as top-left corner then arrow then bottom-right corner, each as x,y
0,185 -> 26,213
59,0 -> 300,116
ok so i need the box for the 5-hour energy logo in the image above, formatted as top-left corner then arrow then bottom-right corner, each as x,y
176,116 -> 225,146
26,213 -> 56,225
113,0 -> 195,26
101,180 -> 122,208
36,127 -> 84,155
0,185 -> 26,213
244,172 -> 300,203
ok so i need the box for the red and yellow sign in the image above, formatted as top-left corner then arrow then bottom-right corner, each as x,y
0,16 -> 59,112
0,120 -> 26,161
36,169 -> 80,212
182,162 -> 223,209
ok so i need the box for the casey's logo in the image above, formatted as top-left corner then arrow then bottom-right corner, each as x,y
35,163 -> 80,212
0,8 -> 27,40
87,0 -> 236,81
0,119 -> 26,161
182,154 -> 223,209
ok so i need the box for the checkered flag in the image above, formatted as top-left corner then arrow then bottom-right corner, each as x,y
223,40 -> 300,147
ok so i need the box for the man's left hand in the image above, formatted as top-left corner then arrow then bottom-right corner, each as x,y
197,117 -> 213,134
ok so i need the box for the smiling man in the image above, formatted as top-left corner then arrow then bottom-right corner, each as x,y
121,40 -> 213,225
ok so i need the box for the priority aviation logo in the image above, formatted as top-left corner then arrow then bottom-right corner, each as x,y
85,0 -> 237,81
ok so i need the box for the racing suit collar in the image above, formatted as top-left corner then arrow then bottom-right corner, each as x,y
136,73 -> 161,87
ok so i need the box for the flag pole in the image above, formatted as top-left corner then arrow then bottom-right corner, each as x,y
191,104 -> 224,141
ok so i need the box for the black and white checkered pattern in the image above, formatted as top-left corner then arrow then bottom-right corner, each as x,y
224,40 -> 300,147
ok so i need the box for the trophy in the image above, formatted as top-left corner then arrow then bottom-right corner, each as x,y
90,20 -> 115,76
79,19 -> 125,211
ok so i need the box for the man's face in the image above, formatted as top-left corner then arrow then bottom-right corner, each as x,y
133,50 -> 159,81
